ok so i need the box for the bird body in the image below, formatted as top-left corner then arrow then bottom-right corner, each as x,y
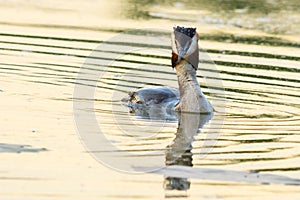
122,26 -> 214,115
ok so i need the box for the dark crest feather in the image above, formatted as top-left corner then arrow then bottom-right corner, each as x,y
173,26 -> 196,38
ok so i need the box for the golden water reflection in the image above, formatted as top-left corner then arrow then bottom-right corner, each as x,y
0,0 -> 300,199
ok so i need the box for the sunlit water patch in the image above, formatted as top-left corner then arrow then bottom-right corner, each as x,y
0,1 -> 300,199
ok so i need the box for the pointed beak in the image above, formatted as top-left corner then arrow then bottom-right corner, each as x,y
177,55 -> 181,64
177,48 -> 185,64
171,27 -> 199,70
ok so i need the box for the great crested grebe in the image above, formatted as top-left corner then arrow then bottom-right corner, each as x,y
122,26 -> 214,114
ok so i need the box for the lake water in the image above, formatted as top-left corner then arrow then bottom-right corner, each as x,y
1,0 -> 300,199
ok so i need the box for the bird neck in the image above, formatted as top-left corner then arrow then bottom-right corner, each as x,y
174,60 -> 213,113
175,60 -> 203,100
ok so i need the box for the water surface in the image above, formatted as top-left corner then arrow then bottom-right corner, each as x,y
0,0 -> 300,199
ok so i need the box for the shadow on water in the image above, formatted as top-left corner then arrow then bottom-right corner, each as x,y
0,143 -> 47,153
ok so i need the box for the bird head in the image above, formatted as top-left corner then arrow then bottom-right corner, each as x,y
171,26 -> 199,70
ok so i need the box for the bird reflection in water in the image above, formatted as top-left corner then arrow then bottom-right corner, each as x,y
123,102 -> 213,196
164,112 -> 213,197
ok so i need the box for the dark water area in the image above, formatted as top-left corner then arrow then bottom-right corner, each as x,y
125,0 -> 300,35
